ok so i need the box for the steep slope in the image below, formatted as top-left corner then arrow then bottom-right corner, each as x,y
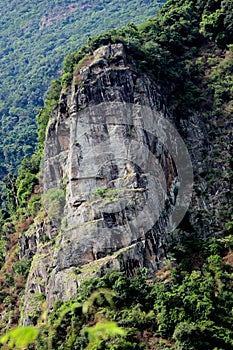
0,0 -> 165,177
20,43 -> 181,322
19,0 -> 232,325
0,0 -> 233,348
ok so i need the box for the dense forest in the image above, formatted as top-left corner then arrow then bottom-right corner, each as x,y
0,0 -> 233,349
0,0 -> 165,178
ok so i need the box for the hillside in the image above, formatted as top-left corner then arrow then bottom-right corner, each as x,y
0,0 -> 165,177
0,0 -> 233,349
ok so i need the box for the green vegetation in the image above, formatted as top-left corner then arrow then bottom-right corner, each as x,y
200,0 -> 233,45
2,233 -> 233,349
0,326 -> 38,349
0,0 -> 232,348
36,79 -> 62,151
94,188 -> 119,201
42,187 -> 66,221
13,258 -> 32,276
0,76 -> 62,332
47,239 -> 233,349
55,0 -> 232,125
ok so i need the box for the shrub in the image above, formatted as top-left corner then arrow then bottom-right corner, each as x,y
42,187 -> 65,221
13,258 -> 32,275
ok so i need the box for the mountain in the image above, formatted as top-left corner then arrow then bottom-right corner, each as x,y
0,0 -> 233,349
0,0 -> 165,177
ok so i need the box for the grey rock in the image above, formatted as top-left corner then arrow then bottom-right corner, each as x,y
20,43 -> 232,323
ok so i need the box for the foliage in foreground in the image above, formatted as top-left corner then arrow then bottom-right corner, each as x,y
1,232 -> 233,349
0,326 -> 38,349
0,0 -> 232,347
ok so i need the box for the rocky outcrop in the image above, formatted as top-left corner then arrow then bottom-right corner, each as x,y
21,43 -> 220,324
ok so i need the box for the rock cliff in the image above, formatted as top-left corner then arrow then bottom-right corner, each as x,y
20,44 -> 171,323
20,42 -> 231,325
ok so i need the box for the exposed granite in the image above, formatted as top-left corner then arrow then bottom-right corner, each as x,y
20,43 -> 232,324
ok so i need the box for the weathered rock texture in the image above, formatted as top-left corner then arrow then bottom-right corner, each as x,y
20,43 -> 232,324
21,44 -> 179,323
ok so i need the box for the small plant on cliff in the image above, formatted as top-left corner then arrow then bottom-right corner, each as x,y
42,187 -> 66,221
94,188 -> 119,201
95,188 -> 108,197
13,258 -> 32,276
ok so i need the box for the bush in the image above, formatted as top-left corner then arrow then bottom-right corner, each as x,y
42,187 -> 65,221
13,258 -> 32,276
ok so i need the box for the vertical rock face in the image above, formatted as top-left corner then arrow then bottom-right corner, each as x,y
21,44 -> 181,322
43,44 -> 177,267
